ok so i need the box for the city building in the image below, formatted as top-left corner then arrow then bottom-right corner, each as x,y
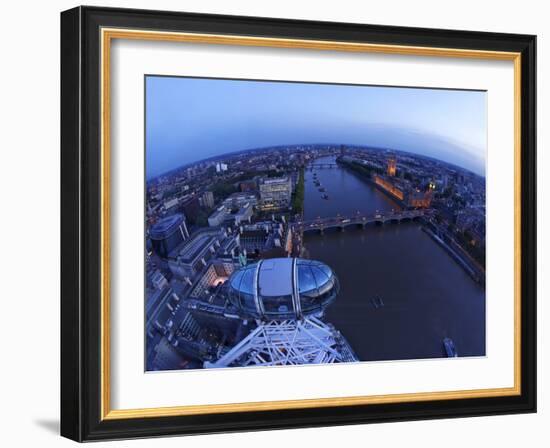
163,197 -> 179,212
147,337 -> 187,371
190,261 -> 235,299
207,202 -> 253,227
207,206 -> 228,227
238,221 -> 292,257
387,155 -> 397,176
407,186 -> 434,208
146,286 -> 179,335
149,213 -> 190,258
258,176 -> 292,210
180,195 -> 201,224
373,170 -> 433,209
149,269 -> 168,291
238,228 -> 267,253
200,191 -> 215,209
146,290 -> 204,371
224,192 -> 258,208
239,180 -> 257,192
456,206 -> 486,248
215,162 -> 228,173
373,174 -> 405,201
340,144 -> 346,156
233,202 -> 254,224
207,193 -> 256,227
167,228 -> 240,281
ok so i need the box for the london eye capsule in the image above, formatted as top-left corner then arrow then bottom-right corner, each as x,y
227,257 -> 339,320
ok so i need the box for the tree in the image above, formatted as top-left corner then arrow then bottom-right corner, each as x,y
211,182 -> 238,201
291,168 -> 305,214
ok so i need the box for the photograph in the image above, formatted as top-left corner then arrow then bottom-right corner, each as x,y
56,4 -> 538,441
144,76 -> 487,371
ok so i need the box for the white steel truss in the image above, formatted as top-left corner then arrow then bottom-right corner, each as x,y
204,316 -> 358,368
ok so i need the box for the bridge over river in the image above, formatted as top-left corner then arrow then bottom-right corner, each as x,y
307,162 -> 339,169
294,209 -> 431,233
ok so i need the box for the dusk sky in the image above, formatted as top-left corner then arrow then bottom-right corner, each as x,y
146,76 -> 487,179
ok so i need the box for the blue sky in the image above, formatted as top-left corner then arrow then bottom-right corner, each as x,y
146,76 -> 487,179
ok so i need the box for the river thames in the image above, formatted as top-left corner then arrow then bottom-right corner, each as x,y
303,156 -> 485,361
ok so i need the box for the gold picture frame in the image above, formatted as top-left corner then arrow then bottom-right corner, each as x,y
61,6 -> 536,441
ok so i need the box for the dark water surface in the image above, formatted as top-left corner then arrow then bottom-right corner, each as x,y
303,156 -> 485,360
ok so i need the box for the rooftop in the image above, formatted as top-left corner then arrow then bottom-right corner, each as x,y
260,176 -> 289,185
150,214 -> 184,239
173,234 -> 213,263
258,258 -> 293,296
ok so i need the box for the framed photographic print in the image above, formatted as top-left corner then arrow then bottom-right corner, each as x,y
60,6 -> 537,441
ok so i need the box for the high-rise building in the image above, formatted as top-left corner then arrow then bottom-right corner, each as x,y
258,176 -> 292,211
180,196 -> 201,224
215,162 -> 228,173
149,213 -> 190,258
201,191 -> 215,209
387,155 -> 397,177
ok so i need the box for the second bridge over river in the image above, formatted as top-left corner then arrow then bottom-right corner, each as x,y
294,209 -> 431,233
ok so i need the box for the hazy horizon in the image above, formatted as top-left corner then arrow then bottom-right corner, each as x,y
146,76 -> 487,179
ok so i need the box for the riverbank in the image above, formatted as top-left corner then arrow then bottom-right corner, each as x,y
421,225 -> 486,286
337,158 -> 404,209
302,155 -> 486,361
337,157 -> 485,283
